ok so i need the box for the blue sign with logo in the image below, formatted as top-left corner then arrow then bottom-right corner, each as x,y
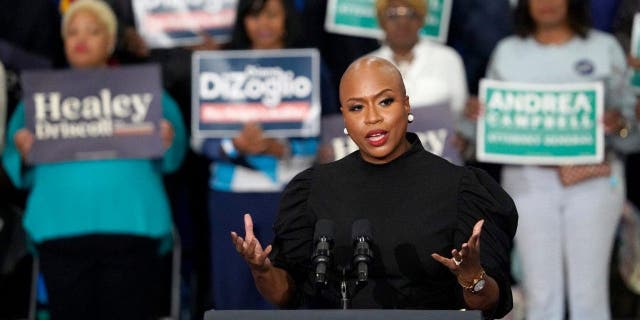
133,0 -> 237,48
22,65 -> 164,164
192,49 -> 321,138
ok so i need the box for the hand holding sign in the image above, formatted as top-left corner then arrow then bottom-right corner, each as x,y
14,129 -> 34,162
231,123 -> 288,158
160,119 -> 174,149
188,33 -> 221,51
123,27 -> 150,58
233,122 -> 269,155
463,96 -> 484,121
603,109 -> 630,138
628,55 -> 640,70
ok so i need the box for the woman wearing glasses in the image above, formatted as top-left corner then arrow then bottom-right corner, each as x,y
368,0 -> 468,121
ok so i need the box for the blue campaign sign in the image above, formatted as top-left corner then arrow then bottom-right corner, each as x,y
21,65 -> 164,164
133,0 -> 237,49
192,49 -> 321,138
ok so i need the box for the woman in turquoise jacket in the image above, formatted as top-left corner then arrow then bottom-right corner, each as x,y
1,1 -> 187,319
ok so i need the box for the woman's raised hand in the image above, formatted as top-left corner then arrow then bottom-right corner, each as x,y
431,219 -> 485,281
230,213 -> 273,273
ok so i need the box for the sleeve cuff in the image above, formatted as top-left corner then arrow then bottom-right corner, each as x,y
221,138 -> 239,158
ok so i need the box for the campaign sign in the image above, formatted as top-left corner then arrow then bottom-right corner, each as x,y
192,49 -> 321,138
477,79 -> 604,165
133,0 -> 237,49
0,101 -> 5,154
0,63 -> 5,153
320,104 -> 462,165
631,13 -> 640,93
22,65 -> 164,164
0,102 -> 5,155
324,0 -> 452,43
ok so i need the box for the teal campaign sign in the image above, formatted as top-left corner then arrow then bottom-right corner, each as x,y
477,79 -> 604,165
631,13 -> 640,92
325,0 -> 451,43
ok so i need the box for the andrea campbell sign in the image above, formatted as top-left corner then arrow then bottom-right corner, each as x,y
477,79 -> 604,165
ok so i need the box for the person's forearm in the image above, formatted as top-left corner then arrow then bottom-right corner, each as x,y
251,266 -> 295,307
462,275 -> 499,312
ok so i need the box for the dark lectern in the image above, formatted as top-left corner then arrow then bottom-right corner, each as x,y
204,309 -> 482,320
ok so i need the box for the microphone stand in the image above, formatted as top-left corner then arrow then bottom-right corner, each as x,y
337,266 -> 369,309
340,269 -> 350,309
314,219 -> 373,309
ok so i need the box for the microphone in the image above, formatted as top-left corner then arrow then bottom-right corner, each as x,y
351,219 -> 373,283
312,219 -> 335,285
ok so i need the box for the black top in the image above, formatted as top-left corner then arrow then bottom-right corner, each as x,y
269,133 -> 518,319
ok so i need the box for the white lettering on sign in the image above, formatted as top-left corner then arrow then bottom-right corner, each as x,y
485,90 -> 594,130
141,0 -> 232,11
199,65 -> 312,107
32,89 -> 153,140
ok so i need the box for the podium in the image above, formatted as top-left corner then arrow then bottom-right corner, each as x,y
204,309 -> 482,320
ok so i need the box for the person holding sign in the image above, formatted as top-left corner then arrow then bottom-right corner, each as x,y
0,61 -> 5,154
470,0 -> 637,319
229,56 -> 517,318
612,0 -> 640,212
1,1 -> 187,319
192,0 -> 320,310
367,0 -> 468,125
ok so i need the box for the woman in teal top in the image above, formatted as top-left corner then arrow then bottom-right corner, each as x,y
1,1 -> 187,319
4,93 -> 185,242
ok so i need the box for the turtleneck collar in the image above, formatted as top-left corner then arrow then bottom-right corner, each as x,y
354,132 -> 424,167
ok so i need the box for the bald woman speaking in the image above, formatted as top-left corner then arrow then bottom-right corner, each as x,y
230,57 -> 518,319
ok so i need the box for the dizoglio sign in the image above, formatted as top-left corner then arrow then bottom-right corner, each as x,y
192,49 -> 321,138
